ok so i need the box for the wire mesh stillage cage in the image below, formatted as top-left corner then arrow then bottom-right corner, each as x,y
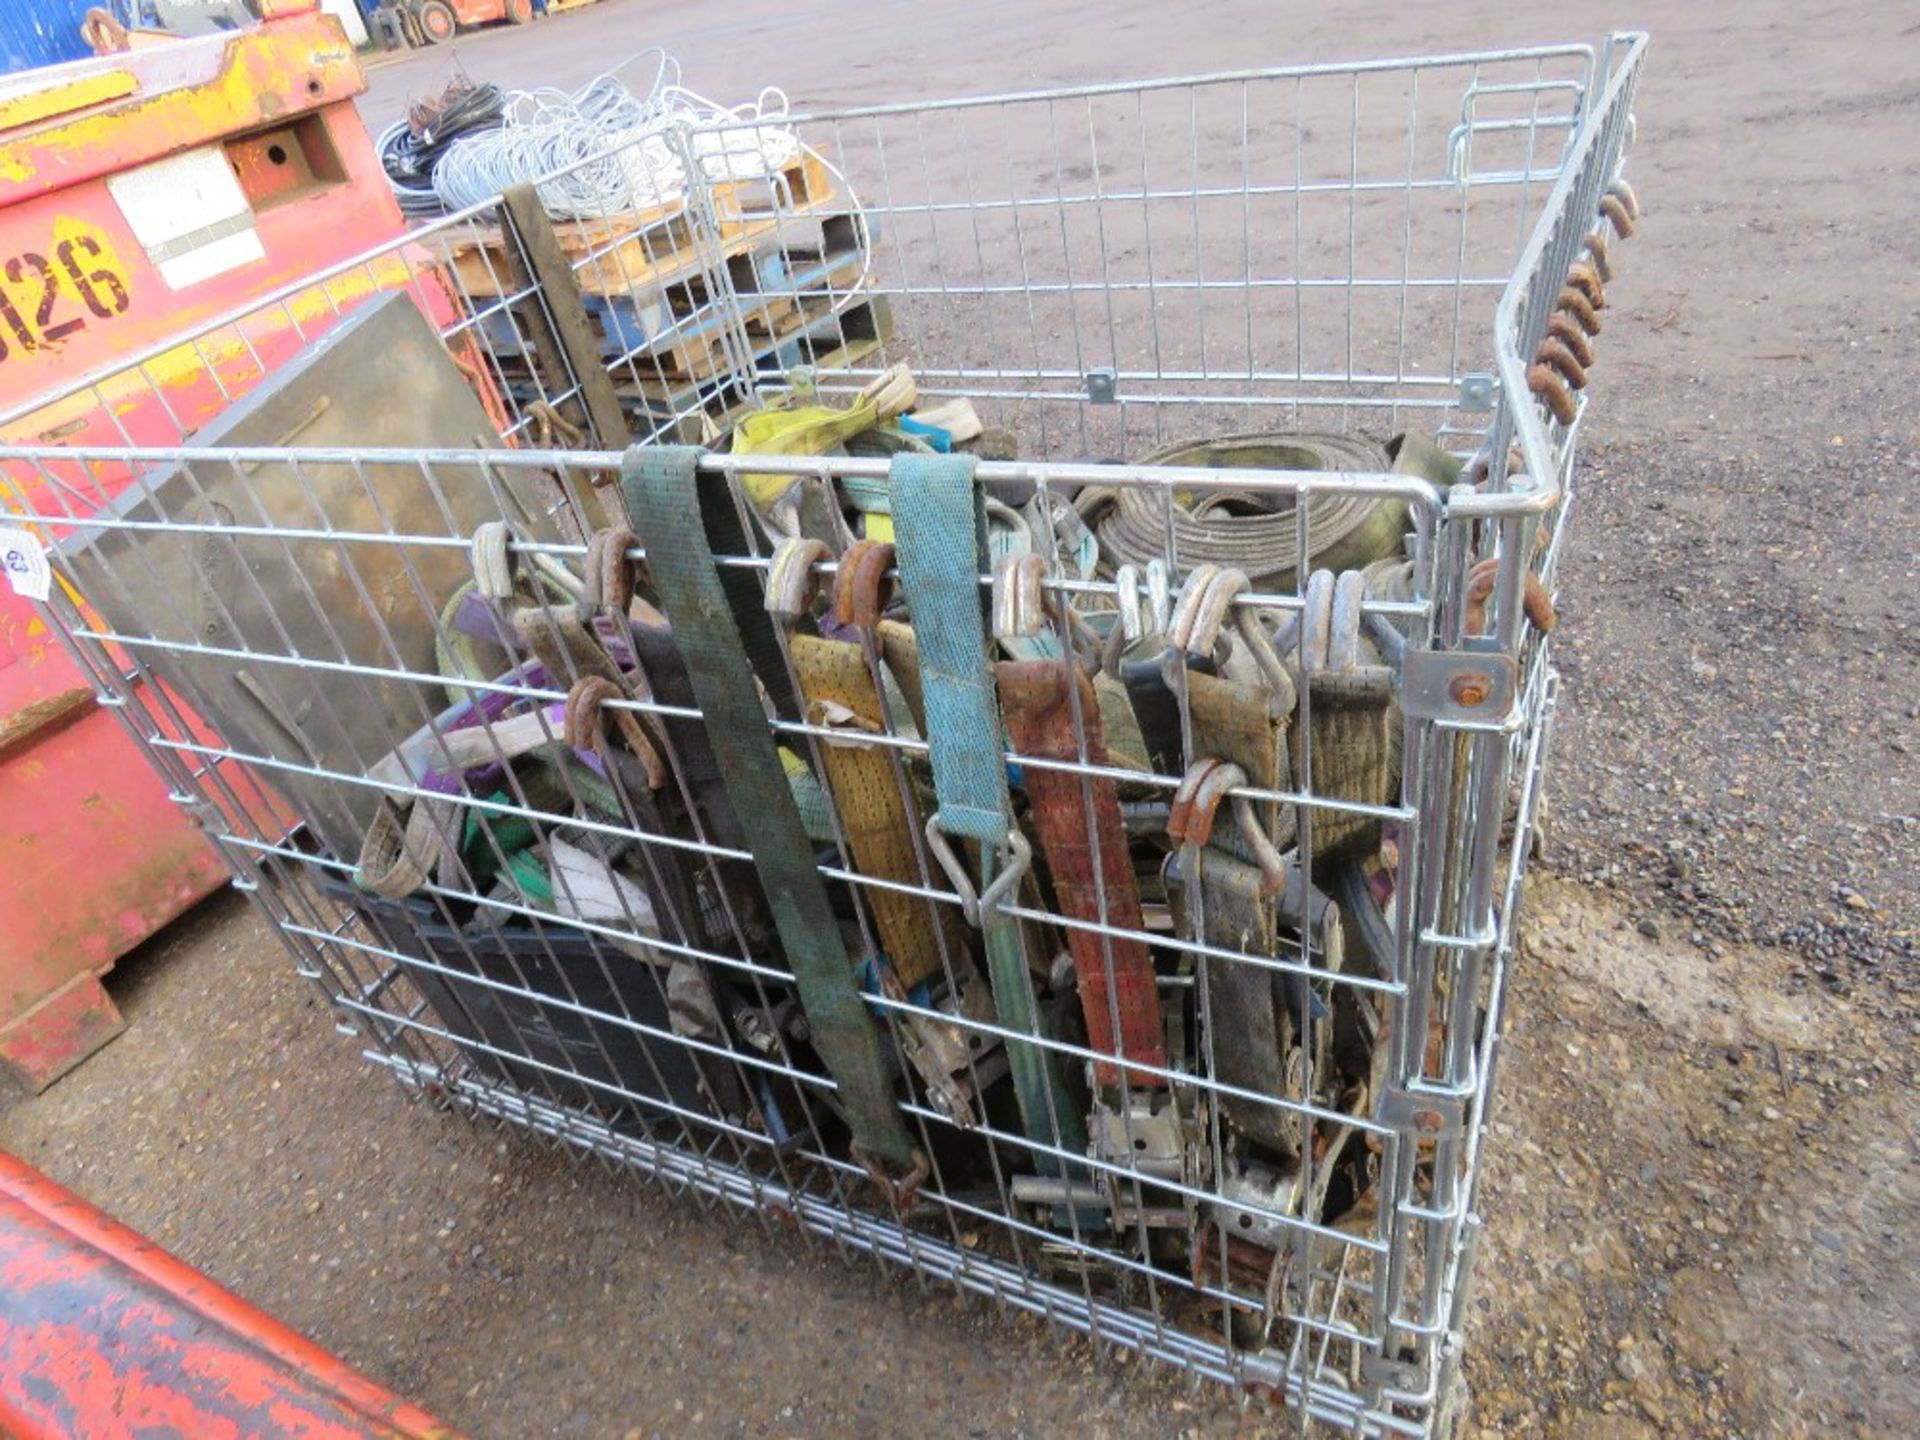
1,32 -> 1647,1437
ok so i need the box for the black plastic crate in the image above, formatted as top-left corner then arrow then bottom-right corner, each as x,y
310,866 -> 712,1130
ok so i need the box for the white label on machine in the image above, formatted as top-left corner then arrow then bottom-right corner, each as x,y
107,145 -> 267,290
0,527 -> 51,602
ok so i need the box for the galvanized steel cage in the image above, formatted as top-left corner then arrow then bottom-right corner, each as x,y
1,33 -> 1646,1438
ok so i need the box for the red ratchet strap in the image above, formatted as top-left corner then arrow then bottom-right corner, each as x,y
996,658 -> 1168,1089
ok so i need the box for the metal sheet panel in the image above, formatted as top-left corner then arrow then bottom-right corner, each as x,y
60,291 -> 559,862
0,1150 -> 466,1438
0,0 -> 94,78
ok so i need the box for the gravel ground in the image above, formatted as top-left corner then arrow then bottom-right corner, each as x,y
5,2 -> 1917,1436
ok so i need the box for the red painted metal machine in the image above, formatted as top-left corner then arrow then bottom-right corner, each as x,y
0,1149 -> 466,1438
411,0 -> 536,46
0,2 -> 452,1090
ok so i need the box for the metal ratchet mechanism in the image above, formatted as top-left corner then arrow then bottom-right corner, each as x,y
979,516 -> 1217,1238
888,454 -> 1093,1187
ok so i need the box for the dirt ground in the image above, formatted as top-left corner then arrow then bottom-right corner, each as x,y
5,2 -> 1917,1437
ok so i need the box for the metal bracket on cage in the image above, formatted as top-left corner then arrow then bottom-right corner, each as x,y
1363,1349 -> 1428,1394
1084,367 -> 1118,405
1378,1087 -> 1466,1143
1400,645 -> 1517,725
1446,77 -> 1585,190
168,794 -> 226,834
1457,371 -> 1496,412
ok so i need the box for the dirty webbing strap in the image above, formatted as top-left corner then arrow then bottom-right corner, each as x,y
996,660 -> 1169,1091
1182,846 -> 1297,1160
887,453 -> 1089,1166
621,445 -> 918,1173
790,634 -> 960,992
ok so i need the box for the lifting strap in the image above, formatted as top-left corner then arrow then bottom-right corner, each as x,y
789,633 -> 964,992
621,445 -> 919,1173
626,620 -> 783,956
1178,658 -> 1298,862
887,452 -> 1089,1166
995,659 -> 1170,1091
1174,845 -> 1300,1161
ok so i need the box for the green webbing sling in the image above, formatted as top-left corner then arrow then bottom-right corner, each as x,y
888,452 -> 1089,1169
620,445 -> 917,1173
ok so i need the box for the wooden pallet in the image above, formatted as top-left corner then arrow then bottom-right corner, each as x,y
566,235 -> 872,380
447,205 -> 700,301
735,244 -> 867,335
446,152 -> 838,302
710,152 -> 835,240
616,289 -> 891,409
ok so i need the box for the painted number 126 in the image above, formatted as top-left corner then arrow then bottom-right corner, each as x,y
0,236 -> 132,362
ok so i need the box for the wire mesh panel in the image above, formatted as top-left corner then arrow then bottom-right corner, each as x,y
0,33 -> 1647,1438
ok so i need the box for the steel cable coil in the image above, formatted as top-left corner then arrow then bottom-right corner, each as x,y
426,51 -> 807,223
379,81 -> 508,218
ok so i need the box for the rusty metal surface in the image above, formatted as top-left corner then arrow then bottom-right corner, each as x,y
0,972 -> 123,1095
0,686 -> 227,1092
0,14 -> 361,208
0,1149 -> 465,1439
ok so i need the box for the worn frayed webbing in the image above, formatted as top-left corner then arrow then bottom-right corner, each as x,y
790,633 -> 962,991
886,453 -> 1011,846
997,659 -> 1169,1090
620,445 -> 917,1170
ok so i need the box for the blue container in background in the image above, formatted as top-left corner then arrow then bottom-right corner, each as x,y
0,0 -> 97,76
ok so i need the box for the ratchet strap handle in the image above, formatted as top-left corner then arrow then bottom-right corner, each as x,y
620,445 -> 919,1173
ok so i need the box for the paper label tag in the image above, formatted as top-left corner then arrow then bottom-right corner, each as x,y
107,145 -> 265,290
0,527 -> 51,601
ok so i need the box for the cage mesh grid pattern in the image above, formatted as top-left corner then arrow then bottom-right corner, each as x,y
0,34 -> 1645,1438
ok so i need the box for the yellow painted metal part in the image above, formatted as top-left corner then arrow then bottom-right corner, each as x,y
0,15 -> 361,195
0,73 -> 140,134
1,252 -> 424,445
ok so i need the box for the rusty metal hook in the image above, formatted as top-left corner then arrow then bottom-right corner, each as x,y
470,520 -> 518,602
831,538 -> 897,630
1583,229 -> 1614,283
1565,259 -> 1606,312
563,673 -> 667,791
1169,758 -> 1287,895
1609,177 -> 1640,221
1113,559 -> 1173,645
1599,178 -> 1639,240
1534,335 -> 1589,391
1556,285 -> 1603,338
1545,311 -> 1595,368
582,526 -> 638,616
991,551 -> 1048,642
1170,565 -> 1291,695
1462,556 -> 1557,638
1166,563 -> 1224,653
857,1146 -> 932,1213
1169,758 -> 1236,847
1527,363 -> 1578,425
